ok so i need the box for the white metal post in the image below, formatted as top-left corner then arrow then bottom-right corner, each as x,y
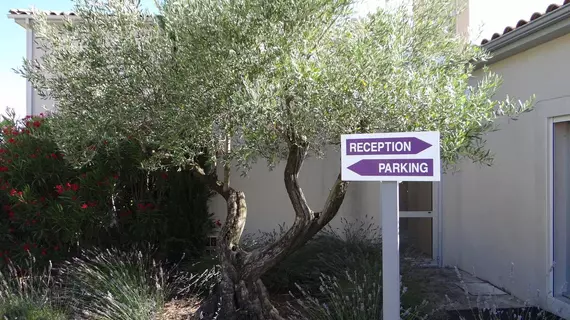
381,181 -> 400,320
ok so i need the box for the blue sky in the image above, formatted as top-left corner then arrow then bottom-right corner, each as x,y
0,0 -> 558,119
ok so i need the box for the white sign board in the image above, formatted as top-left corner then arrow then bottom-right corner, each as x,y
341,131 -> 441,182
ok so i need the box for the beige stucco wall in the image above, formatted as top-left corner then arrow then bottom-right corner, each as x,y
442,32 -> 570,317
209,149 -> 383,236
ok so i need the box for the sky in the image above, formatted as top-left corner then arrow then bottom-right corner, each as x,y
0,0 -> 560,119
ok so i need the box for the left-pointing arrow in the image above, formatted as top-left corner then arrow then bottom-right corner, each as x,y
347,159 -> 434,176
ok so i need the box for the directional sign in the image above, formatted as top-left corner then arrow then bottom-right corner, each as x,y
341,131 -> 440,182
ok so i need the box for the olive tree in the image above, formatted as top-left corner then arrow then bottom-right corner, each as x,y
21,0 -> 531,318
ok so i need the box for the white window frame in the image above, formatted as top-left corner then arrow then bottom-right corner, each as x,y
547,115 -> 570,316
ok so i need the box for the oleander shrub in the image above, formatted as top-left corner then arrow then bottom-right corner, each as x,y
0,111 -> 214,267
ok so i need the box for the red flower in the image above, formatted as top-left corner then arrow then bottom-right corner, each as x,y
24,115 -> 33,119
8,211 -> 14,219
7,138 -> 15,144
215,219 -> 222,227
50,153 -> 58,159
81,203 -> 88,209
22,243 -> 30,251
41,249 -> 47,256
55,185 -> 64,194
33,121 -> 41,128
119,209 -> 132,217
0,166 -> 8,172
9,189 -> 22,197
29,154 -> 37,159
87,201 -> 97,207
113,174 -> 119,180
137,203 -> 146,210
0,149 -> 7,154
68,183 -> 79,191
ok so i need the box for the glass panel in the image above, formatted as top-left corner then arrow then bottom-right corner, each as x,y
400,217 -> 432,258
399,182 -> 433,211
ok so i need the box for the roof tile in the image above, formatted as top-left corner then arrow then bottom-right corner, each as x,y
8,9 -> 76,16
481,2 -> 570,45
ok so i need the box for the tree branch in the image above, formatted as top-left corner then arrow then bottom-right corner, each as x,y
242,141 -> 316,280
190,164 -> 230,200
223,134 -> 231,193
309,174 -> 349,233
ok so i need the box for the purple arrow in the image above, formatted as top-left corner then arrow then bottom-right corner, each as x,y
346,137 -> 431,156
347,159 -> 433,176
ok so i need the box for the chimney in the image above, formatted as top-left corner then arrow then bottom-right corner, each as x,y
455,0 -> 470,40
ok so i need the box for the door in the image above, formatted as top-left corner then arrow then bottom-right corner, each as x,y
399,181 -> 439,265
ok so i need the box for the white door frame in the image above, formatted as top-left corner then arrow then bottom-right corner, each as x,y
400,181 -> 440,266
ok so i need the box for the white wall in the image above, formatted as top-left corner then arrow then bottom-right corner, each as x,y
31,30 -> 56,115
442,32 -> 570,317
209,149 -> 382,236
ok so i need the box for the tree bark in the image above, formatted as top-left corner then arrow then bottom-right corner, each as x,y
194,142 -> 349,320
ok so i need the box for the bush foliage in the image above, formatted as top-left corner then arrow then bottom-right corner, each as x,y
0,112 -> 214,267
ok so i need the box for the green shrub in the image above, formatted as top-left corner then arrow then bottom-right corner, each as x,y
0,257 -> 67,319
0,301 -> 67,320
287,271 -> 430,320
60,247 -> 180,319
240,218 -> 436,318
243,217 -> 393,294
0,112 -> 214,268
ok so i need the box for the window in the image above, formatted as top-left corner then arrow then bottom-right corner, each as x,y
553,120 -> 570,297
399,181 -> 436,260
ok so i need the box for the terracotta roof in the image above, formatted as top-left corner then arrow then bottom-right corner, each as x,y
481,0 -> 570,45
8,9 -> 77,16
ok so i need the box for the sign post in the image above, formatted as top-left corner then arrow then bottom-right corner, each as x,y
341,131 -> 441,320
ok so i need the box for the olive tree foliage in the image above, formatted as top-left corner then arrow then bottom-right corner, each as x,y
22,0 -> 530,173
21,0 -> 531,318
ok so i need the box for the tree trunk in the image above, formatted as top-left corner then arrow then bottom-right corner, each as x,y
197,191 -> 285,320
195,142 -> 349,320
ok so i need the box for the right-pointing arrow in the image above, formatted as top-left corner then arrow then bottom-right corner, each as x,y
346,137 -> 432,156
